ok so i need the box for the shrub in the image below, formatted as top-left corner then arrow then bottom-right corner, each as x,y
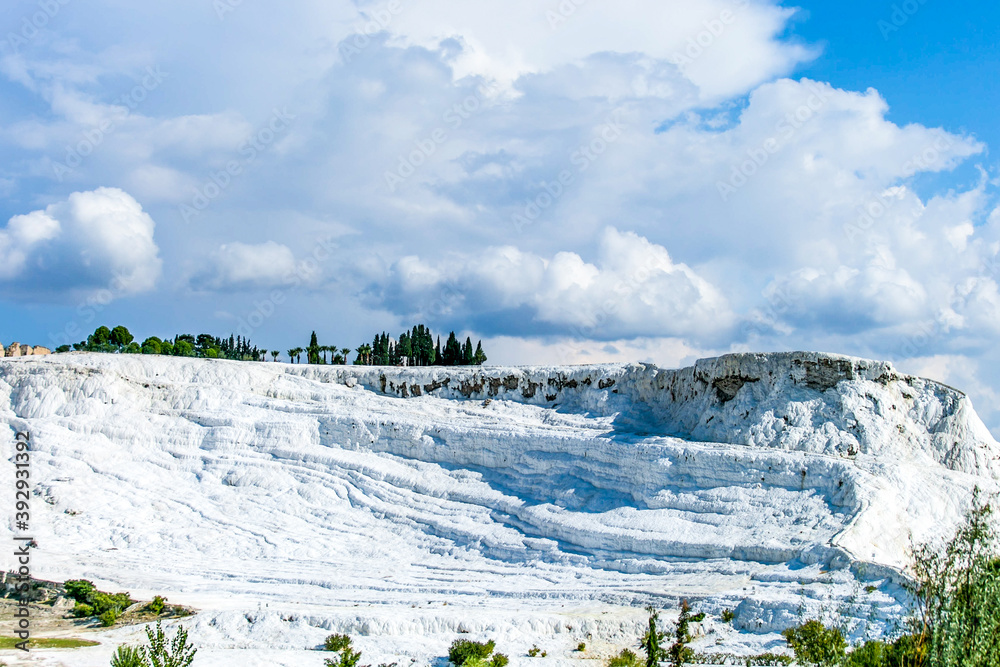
490,654 -> 509,667
721,609 -> 735,623
607,649 -> 643,667
450,639 -> 496,665
64,579 -> 96,603
527,646 -> 541,658
883,634 -> 926,667
911,490 -> 1000,667
110,645 -> 146,667
91,591 -> 133,615
576,642 -> 587,652
844,640 -> 887,667
99,609 -> 119,627
781,620 -> 846,667
325,634 -> 353,652
642,606 -> 666,667
147,596 -> 167,615
72,602 -> 94,618
325,646 -> 362,667
668,601 -> 705,667
144,620 -> 197,667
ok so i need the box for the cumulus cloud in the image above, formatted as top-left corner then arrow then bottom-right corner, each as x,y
377,0 -> 812,99
195,242 -> 303,291
0,187 -> 161,298
373,227 -> 734,340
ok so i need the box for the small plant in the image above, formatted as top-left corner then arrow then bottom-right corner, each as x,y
721,609 -> 735,623
668,601 -> 705,667
607,649 -> 642,667
781,620 -> 846,667
450,639 -> 497,665
326,646 -> 363,667
99,609 -> 119,627
110,645 -> 146,667
72,602 -> 95,618
576,642 -> 587,652
642,606 -> 666,667
843,640 -> 887,667
64,579 -> 97,602
144,620 -> 197,667
490,654 -> 509,667
528,645 -> 542,658
147,596 -> 167,615
326,634 -> 353,652
864,585 -> 877,594
883,634 -> 926,666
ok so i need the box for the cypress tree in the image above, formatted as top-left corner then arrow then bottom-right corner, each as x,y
474,341 -> 487,365
462,337 -> 474,365
444,332 -> 461,366
309,331 -> 320,364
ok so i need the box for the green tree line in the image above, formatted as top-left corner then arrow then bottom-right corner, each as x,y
57,325 -> 268,361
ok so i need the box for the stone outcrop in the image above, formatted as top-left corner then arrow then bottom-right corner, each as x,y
1,342 -> 52,357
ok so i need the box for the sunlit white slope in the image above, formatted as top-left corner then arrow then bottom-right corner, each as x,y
0,351 -> 995,665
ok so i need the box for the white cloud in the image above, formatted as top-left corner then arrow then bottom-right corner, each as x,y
197,242 -> 301,290
0,187 -> 161,297
379,0 -> 812,100
374,227 -> 734,340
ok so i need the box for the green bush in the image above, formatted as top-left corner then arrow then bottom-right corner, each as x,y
91,591 -> 133,616
147,596 -> 167,615
883,634 -> 926,667
844,640 -> 887,666
325,634 -> 353,652
912,490 -> 1000,667
490,654 -> 509,667
110,645 -> 146,667
781,620 -> 846,667
99,609 -> 119,627
721,609 -> 735,623
325,646 -> 362,667
527,646 -> 541,658
576,642 -> 587,652
144,620 -> 197,667
607,649 -> 643,667
64,579 -> 96,603
72,602 -> 94,618
450,639 -> 496,665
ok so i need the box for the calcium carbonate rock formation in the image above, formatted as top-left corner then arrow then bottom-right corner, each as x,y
0,351 -> 995,663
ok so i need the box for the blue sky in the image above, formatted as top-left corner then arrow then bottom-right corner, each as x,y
2,0 -> 1000,433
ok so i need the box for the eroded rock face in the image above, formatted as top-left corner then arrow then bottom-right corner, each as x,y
283,351 -> 998,480
31,346 -> 51,356
6,343 -> 22,357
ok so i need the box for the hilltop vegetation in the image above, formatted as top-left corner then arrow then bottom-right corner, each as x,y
52,323 -> 488,366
